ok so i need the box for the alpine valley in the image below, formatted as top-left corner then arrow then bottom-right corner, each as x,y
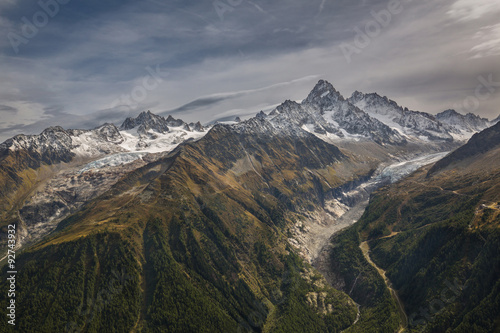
0,80 -> 499,332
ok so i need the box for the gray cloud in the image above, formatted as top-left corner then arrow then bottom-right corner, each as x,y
166,96 -> 233,115
0,0 -> 499,140
163,75 -> 319,116
0,105 -> 17,113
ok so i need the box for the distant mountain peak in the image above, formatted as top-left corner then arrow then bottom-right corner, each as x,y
188,121 -> 205,132
312,79 -> 338,94
436,109 -> 491,134
349,90 -> 456,141
303,80 -> 344,108
349,91 -> 407,114
492,114 -> 500,125
255,111 -> 267,119
120,110 -> 170,133
277,99 -> 301,111
92,123 -> 124,144
165,115 -> 187,128
428,120 -> 500,176
439,109 -> 460,116
41,126 -> 68,135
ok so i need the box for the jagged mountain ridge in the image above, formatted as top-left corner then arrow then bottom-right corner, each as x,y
249,80 -> 493,146
0,111 -> 206,163
119,111 -> 206,152
428,120 -> 500,175
0,79 -> 493,248
492,114 -> 500,125
120,110 -> 205,134
349,91 -> 456,141
297,80 -> 406,145
348,91 -> 498,143
1,107 -> 376,332
0,123 -> 125,165
121,110 -> 171,133
326,122 -> 500,332
1,79 -> 492,163
0,79 -> 499,332
436,109 -> 492,134
257,81 -> 406,145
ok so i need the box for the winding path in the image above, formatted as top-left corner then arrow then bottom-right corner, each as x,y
360,241 -> 408,332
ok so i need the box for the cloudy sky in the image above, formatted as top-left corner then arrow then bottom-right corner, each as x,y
0,0 -> 499,141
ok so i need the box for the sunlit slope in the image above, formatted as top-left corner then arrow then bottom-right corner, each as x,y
328,122 -> 500,332
1,125 -> 379,332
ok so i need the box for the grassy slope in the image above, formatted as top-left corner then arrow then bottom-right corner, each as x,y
328,143 -> 500,332
0,127 -> 372,332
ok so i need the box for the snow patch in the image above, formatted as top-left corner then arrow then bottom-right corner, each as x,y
119,127 -> 207,154
79,152 -> 147,173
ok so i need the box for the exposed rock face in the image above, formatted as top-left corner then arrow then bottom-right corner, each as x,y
165,115 -> 185,127
436,109 -> 492,133
90,123 -> 124,144
121,110 -> 170,133
251,81 -> 405,145
428,120 -> 500,175
349,91 -> 455,141
492,114 -> 500,125
0,79 -> 491,256
301,80 -> 407,145
0,126 -> 75,165
17,155 -> 152,244
188,121 -> 205,132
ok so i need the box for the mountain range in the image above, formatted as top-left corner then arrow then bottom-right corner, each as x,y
0,80 -> 499,332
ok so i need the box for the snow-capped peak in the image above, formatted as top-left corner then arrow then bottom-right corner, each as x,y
348,90 -> 454,142
120,110 -> 170,134
1,80 -> 493,174
302,80 -> 344,112
0,110 -> 209,171
492,114 -> 500,125
436,109 -> 491,134
296,80 -> 406,145
89,123 -> 124,144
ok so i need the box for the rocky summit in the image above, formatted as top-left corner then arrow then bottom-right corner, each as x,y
0,80 -> 499,333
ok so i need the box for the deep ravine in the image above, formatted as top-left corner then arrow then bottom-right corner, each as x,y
311,151 -> 448,330
360,240 -> 408,332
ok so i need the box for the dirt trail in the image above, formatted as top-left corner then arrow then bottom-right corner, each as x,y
360,241 -> 408,332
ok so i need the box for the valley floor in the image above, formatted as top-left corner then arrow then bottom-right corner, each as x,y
310,151 -> 452,332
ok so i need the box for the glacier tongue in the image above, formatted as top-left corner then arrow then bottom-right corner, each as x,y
118,126 -> 207,153
293,151 -> 450,265
348,91 -> 454,142
377,151 -> 449,183
78,152 -> 148,173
